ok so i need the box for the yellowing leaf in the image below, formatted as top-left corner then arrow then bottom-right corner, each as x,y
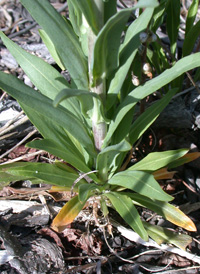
143,222 -> 192,250
162,203 -> 197,232
51,195 -> 85,232
153,168 -> 177,180
168,152 -> 200,169
50,186 -> 72,192
125,193 -> 197,232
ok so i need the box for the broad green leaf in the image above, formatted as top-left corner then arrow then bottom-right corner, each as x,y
20,0 -> 88,89
0,32 -> 69,95
183,20 -> 200,56
100,198 -> 109,218
166,0 -> 180,55
53,88 -> 101,119
104,0 -> 117,23
54,161 -> 78,174
106,7 -> 154,110
68,0 -> 103,35
103,52 -> 200,147
96,139 -> 132,181
1,162 -> 86,188
92,0 -> 158,82
167,152 -> 200,169
0,162 -> 35,188
78,184 -> 99,203
111,104 -> 135,145
151,0 -> 167,32
147,40 -> 170,74
129,149 -> 188,172
0,32 -> 83,121
92,8 -> 132,82
108,170 -> 173,201
130,0 -> 158,8
20,103 -> 83,156
104,192 -> 148,240
126,192 -> 197,231
67,0 -> 83,37
129,88 -> 177,145
185,0 -> 199,35
53,88 -> 100,107
51,195 -> 86,232
23,104 -> 94,166
143,222 -> 192,250
39,29 -> 65,70
0,72 -> 95,155
20,99 -> 93,167
67,1 -> 90,56
27,139 -> 98,182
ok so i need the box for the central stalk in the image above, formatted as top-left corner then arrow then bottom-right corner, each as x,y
88,0 -> 107,152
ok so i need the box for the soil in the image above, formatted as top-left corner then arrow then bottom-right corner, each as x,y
0,1 -> 200,273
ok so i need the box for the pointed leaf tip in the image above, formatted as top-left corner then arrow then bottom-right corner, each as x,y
51,195 -> 85,232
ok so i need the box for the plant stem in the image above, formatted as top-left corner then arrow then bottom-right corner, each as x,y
88,1 -> 107,152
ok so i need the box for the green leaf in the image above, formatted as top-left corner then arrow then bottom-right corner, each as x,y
108,170 -> 173,201
92,8 -> 132,82
53,88 -> 100,107
147,40 -> 170,74
39,29 -> 65,70
96,139 -> 132,180
78,183 -> 99,203
27,139 -> 98,182
137,0 -> 158,6
104,0 -> 117,23
129,88 -> 177,145
53,88 -> 101,119
151,0 -> 167,32
0,32 -> 70,95
100,198 -> 109,218
182,20 -> 200,56
143,222 -> 192,250
0,162 -> 86,189
129,149 -> 188,172
67,1 -> 90,57
103,52 -> 200,147
0,32 -> 83,121
92,0 -> 158,82
20,103 -> 80,154
126,192 -> 197,231
166,0 -> 180,55
0,162 -> 35,188
68,0 -> 103,35
111,106 -> 135,145
106,7 -> 154,110
104,192 -> 148,241
0,72 -> 95,155
185,0 -> 199,35
67,0 -> 83,37
20,0 -> 88,89
52,195 -> 86,232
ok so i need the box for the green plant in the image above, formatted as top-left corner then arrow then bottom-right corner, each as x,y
0,0 -> 200,247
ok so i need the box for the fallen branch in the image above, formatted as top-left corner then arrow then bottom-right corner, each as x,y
111,219 -> 200,265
